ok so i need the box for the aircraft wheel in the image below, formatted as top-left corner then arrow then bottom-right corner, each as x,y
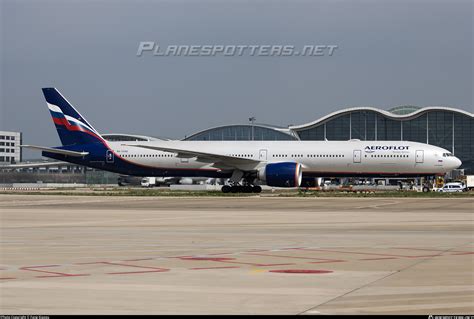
422,186 -> 430,192
222,185 -> 231,193
253,185 -> 262,193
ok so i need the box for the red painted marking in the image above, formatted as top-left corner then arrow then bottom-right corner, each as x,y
20,261 -> 169,277
20,265 -> 89,277
103,262 -> 166,269
190,266 -> 241,270
359,257 -> 398,261
101,262 -> 170,274
0,277 -> 17,280
269,269 -> 333,274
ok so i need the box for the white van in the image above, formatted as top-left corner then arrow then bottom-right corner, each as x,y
141,177 -> 157,187
437,182 -> 466,193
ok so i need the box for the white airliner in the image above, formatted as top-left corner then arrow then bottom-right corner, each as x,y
22,88 -> 462,193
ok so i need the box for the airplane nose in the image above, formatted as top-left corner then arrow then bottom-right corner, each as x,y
454,157 -> 462,168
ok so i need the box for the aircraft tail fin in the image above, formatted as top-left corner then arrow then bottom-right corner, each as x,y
42,88 -> 104,146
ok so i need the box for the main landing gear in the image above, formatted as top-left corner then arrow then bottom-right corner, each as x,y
222,171 -> 262,193
221,185 -> 262,193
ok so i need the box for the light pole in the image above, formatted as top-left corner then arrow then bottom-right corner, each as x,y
249,116 -> 256,140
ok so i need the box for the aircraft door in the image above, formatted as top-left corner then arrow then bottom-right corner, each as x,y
259,149 -> 268,161
353,150 -> 361,163
106,150 -> 114,163
416,150 -> 424,163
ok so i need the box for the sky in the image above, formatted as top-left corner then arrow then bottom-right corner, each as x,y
0,0 -> 472,159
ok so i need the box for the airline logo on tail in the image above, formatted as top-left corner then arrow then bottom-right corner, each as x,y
42,88 -> 104,145
47,102 -> 100,138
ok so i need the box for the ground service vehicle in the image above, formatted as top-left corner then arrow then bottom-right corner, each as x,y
141,177 -> 157,187
466,175 -> 474,190
437,183 -> 466,193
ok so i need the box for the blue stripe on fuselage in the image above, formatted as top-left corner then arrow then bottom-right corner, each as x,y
42,146 -> 232,178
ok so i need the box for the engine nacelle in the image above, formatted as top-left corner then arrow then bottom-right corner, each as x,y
257,162 -> 303,187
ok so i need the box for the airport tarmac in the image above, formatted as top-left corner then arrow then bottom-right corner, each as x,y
0,194 -> 473,314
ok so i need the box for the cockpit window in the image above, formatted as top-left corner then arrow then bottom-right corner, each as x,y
442,153 -> 454,157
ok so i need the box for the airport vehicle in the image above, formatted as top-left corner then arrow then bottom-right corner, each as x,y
141,177 -> 158,187
22,88 -> 463,193
466,175 -> 474,190
437,182 -> 466,193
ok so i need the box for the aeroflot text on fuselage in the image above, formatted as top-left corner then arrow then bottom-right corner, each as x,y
365,145 -> 410,153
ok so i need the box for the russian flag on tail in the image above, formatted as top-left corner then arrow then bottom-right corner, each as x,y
42,88 -> 104,146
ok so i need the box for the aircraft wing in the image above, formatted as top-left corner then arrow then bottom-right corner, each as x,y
21,145 -> 89,157
125,144 -> 261,165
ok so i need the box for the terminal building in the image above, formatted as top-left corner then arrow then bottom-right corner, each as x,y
1,105 -> 473,185
0,131 -> 22,164
184,106 -> 474,174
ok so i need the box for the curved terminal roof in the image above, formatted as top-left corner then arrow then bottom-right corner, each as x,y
183,124 -> 299,141
387,105 -> 421,115
289,106 -> 474,131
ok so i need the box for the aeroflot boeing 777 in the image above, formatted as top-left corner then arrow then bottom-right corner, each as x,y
23,88 -> 462,193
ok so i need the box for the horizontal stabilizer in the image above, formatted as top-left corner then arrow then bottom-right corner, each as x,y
0,161 -> 72,169
21,145 -> 89,157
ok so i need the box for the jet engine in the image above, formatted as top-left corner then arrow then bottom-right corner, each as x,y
257,162 -> 302,187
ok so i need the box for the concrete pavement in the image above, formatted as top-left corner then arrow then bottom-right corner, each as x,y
0,195 -> 473,314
